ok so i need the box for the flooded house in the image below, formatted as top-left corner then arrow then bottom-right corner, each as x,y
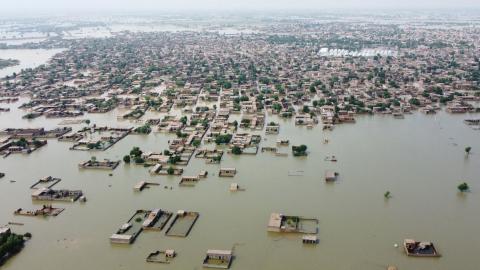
30,176 -> 61,189
265,122 -> 280,134
202,249 -> 233,269
165,210 -> 199,237
78,159 -> 120,170
31,188 -> 83,202
110,210 -> 147,244
302,235 -> 318,244
14,205 -> 65,217
267,213 -> 318,234
146,249 -> 176,263
142,209 -> 172,231
325,171 -> 338,182
403,239 -> 441,257
219,168 -> 236,177
179,176 -> 200,186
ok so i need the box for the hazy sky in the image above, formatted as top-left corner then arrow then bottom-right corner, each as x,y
3,0 -> 480,13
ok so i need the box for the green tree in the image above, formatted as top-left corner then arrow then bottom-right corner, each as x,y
192,140 -> 201,147
465,146 -> 472,156
123,155 -> 131,163
409,98 -> 420,106
130,147 -> 142,157
134,156 -> 145,164
458,182 -> 470,192
215,134 -> 232,145
232,146 -> 242,155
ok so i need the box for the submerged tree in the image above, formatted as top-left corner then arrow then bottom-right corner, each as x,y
130,147 -> 142,157
465,146 -> 472,156
384,191 -> 391,199
232,146 -> 243,155
458,182 -> 470,192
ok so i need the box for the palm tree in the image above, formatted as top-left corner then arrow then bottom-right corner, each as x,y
465,146 -> 472,156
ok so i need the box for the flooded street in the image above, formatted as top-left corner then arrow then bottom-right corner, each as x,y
1,102 -> 479,270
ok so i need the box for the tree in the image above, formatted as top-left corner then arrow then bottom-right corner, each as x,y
0,233 -> 25,260
215,134 -> 232,145
123,155 -> 131,163
130,147 -> 142,157
168,155 -> 181,164
87,141 -> 101,149
465,146 -> 472,156
134,124 -> 151,134
232,146 -> 242,155
409,98 -> 420,106
90,156 -> 97,163
458,182 -> 470,192
180,116 -> 187,125
167,166 -> 175,175
298,145 -> 307,152
272,103 -> 282,113
134,156 -> 145,164
14,138 -> 28,148
192,140 -> 201,147
384,191 -> 391,199
292,145 -> 308,156
85,119 -> 91,125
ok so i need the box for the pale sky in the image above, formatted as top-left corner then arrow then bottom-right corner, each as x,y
3,0 -> 480,13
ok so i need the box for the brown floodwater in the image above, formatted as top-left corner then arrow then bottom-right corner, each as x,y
0,97 -> 479,270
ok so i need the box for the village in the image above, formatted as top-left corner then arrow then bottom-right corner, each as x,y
0,11 -> 479,270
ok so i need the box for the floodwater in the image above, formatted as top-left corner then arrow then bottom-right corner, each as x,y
0,49 -> 64,78
0,98 -> 479,270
